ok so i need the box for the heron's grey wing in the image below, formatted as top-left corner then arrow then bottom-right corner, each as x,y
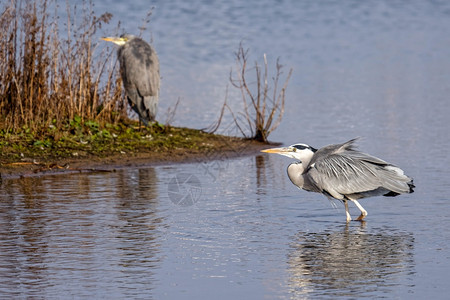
308,150 -> 413,200
307,138 -> 359,169
306,152 -> 390,200
121,39 -> 160,98
338,151 -> 413,194
119,39 -> 160,122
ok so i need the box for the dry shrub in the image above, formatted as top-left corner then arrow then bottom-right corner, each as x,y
210,43 -> 293,142
232,44 -> 293,142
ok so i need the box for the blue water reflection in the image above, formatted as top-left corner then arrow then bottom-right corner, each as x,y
288,224 -> 415,298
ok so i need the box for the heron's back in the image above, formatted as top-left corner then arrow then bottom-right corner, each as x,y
118,37 -> 160,124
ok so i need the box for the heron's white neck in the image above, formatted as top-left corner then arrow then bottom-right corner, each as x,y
287,162 -> 306,189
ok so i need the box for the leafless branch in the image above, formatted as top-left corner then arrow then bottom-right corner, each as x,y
222,42 -> 293,142
164,97 -> 181,127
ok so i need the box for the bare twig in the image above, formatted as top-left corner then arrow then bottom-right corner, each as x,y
224,43 -> 293,142
204,86 -> 228,133
164,97 -> 181,127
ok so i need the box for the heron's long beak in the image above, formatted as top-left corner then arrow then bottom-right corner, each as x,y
101,37 -> 116,42
101,37 -> 125,45
261,147 -> 292,154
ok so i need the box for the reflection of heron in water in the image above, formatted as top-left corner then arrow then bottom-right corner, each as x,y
287,225 -> 414,298
114,168 -> 164,278
261,138 -> 415,221
102,34 -> 160,125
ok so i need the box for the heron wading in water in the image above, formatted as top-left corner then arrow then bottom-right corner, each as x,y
261,138 -> 415,222
102,34 -> 160,125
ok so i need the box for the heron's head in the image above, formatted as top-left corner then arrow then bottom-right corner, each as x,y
101,34 -> 135,46
261,143 -> 317,162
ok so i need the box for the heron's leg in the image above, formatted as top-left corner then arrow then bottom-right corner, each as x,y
344,200 -> 352,222
352,200 -> 368,221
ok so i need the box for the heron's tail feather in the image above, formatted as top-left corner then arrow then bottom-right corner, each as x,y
380,165 -> 414,195
408,181 -> 415,193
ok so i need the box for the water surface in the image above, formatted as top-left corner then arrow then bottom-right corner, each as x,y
1,0 -> 450,298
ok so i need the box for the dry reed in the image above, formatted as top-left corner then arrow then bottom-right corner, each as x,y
0,0 -> 126,134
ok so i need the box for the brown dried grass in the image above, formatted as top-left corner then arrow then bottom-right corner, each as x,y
0,0 -> 126,134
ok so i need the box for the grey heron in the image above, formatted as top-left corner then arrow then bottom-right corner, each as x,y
261,138 -> 415,222
102,34 -> 160,125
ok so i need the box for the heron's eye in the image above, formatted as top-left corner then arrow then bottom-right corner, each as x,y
293,144 -> 308,150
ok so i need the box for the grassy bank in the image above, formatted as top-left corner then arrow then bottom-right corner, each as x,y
0,119 -> 267,176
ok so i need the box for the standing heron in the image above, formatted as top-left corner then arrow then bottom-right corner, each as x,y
102,34 -> 160,125
261,138 -> 415,222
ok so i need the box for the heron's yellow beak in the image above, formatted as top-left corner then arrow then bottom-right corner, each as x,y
261,147 -> 292,154
101,37 -> 126,46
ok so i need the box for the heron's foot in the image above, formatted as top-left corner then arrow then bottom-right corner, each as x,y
351,200 -> 367,221
355,212 -> 367,221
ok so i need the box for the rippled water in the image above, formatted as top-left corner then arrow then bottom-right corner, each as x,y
2,0 -> 450,298
0,161 -> 420,299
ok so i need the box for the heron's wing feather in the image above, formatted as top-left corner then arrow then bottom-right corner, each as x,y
338,151 -> 412,193
308,138 -> 359,168
307,152 -> 385,199
308,150 -> 412,199
120,39 -> 160,98
118,38 -> 160,123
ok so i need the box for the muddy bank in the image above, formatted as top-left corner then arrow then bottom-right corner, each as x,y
0,137 -> 272,179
